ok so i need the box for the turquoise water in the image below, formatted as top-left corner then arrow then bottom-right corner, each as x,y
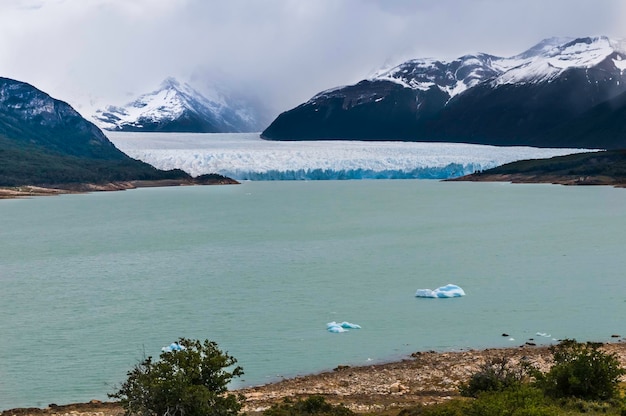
1,180 -> 626,409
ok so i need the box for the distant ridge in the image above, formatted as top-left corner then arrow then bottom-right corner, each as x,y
262,36 -> 626,149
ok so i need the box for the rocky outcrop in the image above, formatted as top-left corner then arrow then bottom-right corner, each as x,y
0,77 -> 124,159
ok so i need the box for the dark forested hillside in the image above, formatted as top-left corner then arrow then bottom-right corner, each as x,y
0,77 -> 193,187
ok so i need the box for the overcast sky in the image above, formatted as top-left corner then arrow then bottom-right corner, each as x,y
0,0 -> 625,120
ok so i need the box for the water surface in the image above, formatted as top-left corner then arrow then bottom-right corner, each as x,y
1,180 -> 625,409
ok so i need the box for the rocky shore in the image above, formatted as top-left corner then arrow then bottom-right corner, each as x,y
5,342 -> 626,416
0,177 -> 239,199
450,172 -> 626,187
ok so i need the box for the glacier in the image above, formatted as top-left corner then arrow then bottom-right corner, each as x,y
106,132 -> 595,181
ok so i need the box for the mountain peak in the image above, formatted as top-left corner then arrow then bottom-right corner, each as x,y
93,78 -> 262,133
160,76 -> 181,89
367,36 -> 626,95
515,37 -> 574,59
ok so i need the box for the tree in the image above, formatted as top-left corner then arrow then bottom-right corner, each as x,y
110,338 -> 244,416
536,339 -> 625,400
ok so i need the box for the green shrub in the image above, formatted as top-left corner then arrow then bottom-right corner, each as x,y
459,355 -> 527,397
399,386 -> 556,416
536,339 -> 625,401
109,338 -> 244,416
467,385 -> 558,416
397,400 -> 469,416
262,395 -> 354,416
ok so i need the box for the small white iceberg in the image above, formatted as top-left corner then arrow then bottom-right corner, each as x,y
161,342 -> 186,353
327,321 -> 362,333
415,284 -> 465,298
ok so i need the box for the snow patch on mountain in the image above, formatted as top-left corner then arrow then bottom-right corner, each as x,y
613,55 -> 626,72
368,36 -> 626,97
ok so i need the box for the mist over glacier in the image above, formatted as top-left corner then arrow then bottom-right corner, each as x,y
107,132 -> 594,180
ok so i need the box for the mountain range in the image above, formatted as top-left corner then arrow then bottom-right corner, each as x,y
262,36 -> 626,149
93,78 -> 264,133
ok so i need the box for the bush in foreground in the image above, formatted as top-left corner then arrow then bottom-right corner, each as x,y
109,338 -> 244,416
263,396 -> 354,416
459,355 -> 528,398
404,339 -> 626,416
536,339 -> 625,401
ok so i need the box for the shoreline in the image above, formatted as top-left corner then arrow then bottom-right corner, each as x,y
5,341 -> 626,415
449,172 -> 626,187
0,177 -> 240,200
3,173 -> 623,200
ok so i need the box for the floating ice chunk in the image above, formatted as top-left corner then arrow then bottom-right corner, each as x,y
415,284 -> 465,298
327,322 -> 349,333
161,342 -> 186,352
327,321 -> 361,333
328,325 -> 348,333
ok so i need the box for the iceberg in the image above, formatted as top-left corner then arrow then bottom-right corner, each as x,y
415,284 -> 465,298
327,324 -> 348,333
327,321 -> 361,333
161,342 -> 186,352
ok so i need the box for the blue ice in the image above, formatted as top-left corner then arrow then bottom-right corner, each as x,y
415,284 -> 465,298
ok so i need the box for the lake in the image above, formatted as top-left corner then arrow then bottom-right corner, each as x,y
1,180 -> 625,409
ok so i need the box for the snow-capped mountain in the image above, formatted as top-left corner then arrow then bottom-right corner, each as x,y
262,36 -> 626,149
371,36 -> 625,93
94,78 -> 261,133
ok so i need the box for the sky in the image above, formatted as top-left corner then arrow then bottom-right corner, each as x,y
0,0 -> 625,122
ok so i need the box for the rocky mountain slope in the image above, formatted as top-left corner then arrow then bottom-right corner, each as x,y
93,78 -> 261,133
0,76 -> 196,186
262,36 -> 626,149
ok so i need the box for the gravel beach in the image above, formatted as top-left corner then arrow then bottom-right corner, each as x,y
4,341 -> 626,416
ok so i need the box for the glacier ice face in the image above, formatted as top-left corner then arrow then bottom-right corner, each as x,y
106,132 -> 594,181
415,284 -> 466,298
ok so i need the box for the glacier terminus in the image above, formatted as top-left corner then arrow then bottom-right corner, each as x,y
107,132 -> 593,181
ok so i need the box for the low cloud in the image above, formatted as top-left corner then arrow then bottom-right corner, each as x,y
0,0 -> 624,123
